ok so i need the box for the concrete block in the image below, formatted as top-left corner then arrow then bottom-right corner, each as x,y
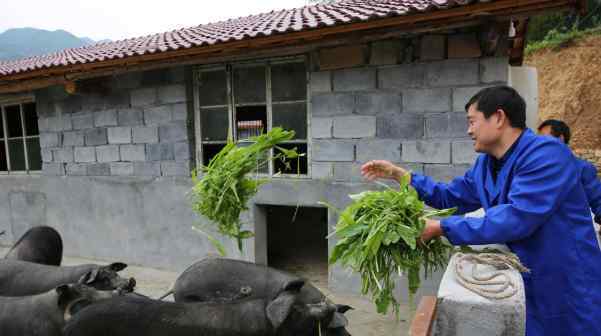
424,164 -> 471,182
452,140 -> 479,164
84,128 -> 108,146
118,107 -> 144,126
144,105 -> 172,125
310,72 -> 331,93
131,88 -> 157,107
370,40 -> 400,65
44,117 -> 63,132
311,162 -> 333,179
96,145 -> 120,162
166,67 -> 186,84
453,86 -> 489,112
35,94 -> 55,118
62,131 -> 84,146
55,95 -> 83,115
448,33 -> 482,59
41,148 -> 53,162
356,139 -> 401,163
480,57 -> 509,84
158,84 -> 187,104
105,91 -> 131,110
120,144 -> 146,161
420,35 -> 446,61
159,121 -> 188,143
172,103 -> 188,121
133,162 -> 161,177
355,92 -> 401,115
39,133 -> 60,148
146,143 -> 174,161
141,69 -> 170,87
161,161 -> 190,177
311,118 -> 333,139
333,116 -> 376,138
332,68 -> 376,92
42,162 -> 65,176
312,140 -> 355,162
376,113 -> 423,139
108,127 -> 132,144
37,117 -> 50,132
311,93 -> 354,117
174,142 -> 191,162
404,88 -> 451,113
318,45 -> 366,71
94,109 -> 118,127
46,85 -> 69,101
426,59 -> 479,87
110,162 -> 134,176
72,113 -> 95,130
87,163 -> 110,176
61,116 -> 73,131
53,148 -> 74,163
133,126 -> 159,144
332,162 -> 363,182
402,140 -> 451,164
425,113 -> 469,138
74,147 -> 96,163
65,163 -> 87,176
111,71 -> 142,90
378,64 -> 425,89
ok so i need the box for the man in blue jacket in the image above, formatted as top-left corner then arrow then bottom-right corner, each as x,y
361,86 -> 601,335
537,119 -> 601,227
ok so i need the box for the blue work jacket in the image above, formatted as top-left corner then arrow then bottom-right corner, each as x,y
410,129 -> 601,335
578,158 -> 601,221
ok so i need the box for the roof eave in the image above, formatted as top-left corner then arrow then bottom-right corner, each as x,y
0,0 -> 577,94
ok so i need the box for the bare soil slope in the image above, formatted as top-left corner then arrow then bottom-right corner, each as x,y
525,34 -> 601,149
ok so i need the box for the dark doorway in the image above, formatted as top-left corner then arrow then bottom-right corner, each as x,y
262,205 -> 328,288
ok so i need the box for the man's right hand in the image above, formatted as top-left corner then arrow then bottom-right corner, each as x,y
360,160 -> 408,182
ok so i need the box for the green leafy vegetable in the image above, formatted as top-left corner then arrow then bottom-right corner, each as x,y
324,176 -> 455,316
190,127 -> 299,253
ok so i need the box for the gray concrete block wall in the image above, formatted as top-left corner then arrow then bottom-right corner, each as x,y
36,66 -> 191,177
310,31 -> 508,184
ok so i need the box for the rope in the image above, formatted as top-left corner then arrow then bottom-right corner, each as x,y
453,252 -> 529,300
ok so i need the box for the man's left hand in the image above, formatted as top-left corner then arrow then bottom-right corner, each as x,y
421,219 -> 443,242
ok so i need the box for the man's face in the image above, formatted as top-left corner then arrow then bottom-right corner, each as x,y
467,103 -> 502,154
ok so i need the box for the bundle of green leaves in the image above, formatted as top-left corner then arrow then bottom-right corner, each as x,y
326,176 -> 455,316
191,127 -> 299,254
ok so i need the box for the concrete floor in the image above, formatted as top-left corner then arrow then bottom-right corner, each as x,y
0,247 -> 411,335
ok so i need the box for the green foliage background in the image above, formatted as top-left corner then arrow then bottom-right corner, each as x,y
526,1 -> 601,53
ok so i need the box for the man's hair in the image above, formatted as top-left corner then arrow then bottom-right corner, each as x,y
538,119 -> 571,144
465,86 -> 527,129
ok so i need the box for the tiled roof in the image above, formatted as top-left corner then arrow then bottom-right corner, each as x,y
0,0 -> 490,77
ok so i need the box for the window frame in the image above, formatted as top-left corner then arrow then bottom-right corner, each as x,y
0,95 -> 41,175
193,56 -> 312,178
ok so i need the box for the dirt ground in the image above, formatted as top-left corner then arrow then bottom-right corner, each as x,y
0,247 -> 410,336
525,34 -> 601,150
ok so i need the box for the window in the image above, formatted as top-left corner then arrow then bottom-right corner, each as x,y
0,102 -> 41,173
194,58 -> 309,176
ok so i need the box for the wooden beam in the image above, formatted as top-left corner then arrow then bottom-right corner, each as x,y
410,296 -> 438,336
0,0 -> 576,94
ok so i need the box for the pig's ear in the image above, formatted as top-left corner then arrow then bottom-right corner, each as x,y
78,269 -> 98,285
108,262 -> 127,272
266,291 -> 297,330
336,304 -> 353,314
56,284 -> 75,309
282,279 -> 305,292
